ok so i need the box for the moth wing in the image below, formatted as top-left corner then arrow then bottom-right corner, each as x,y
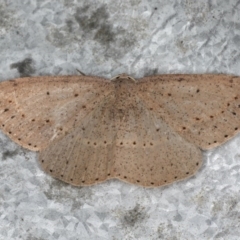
0,75 -> 113,151
112,90 -> 202,187
39,92 -> 117,186
137,74 -> 240,149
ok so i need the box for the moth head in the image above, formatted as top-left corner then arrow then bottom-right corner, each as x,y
111,73 -> 136,83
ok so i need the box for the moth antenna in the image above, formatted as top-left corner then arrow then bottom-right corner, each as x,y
76,69 -> 86,76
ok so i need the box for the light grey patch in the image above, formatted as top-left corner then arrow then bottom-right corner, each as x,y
66,19 -> 74,32
43,178 -> 93,209
191,189 -> 207,208
45,25 -> 79,48
225,198 -> 240,223
10,58 -> 35,77
227,197 -> 238,212
234,153 -> 240,163
214,229 -> 230,239
233,35 -> 240,46
0,4 -> 18,34
43,179 -> 72,201
48,178 -> 70,190
182,0 -> 210,26
63,0 -> 74,8
70,186 -> 93,211
48,29 -> 67,47
212,200 -> 223,215
211,195 -> 240,238
233,22 -> 240,32
173,213 -> 182,222
121,204 -> 146,227
44,209 -> 63,221
118,35 -> 135,49
157,222 -> 179,240
45,18 -> 79,48
26,235 -> 46,240
115,27 -> 136,49
174,37 -> 195,54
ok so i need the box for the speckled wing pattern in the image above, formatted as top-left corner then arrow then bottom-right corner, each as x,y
0,76 -> 113,151
0,74 -> 239,187
39,86 -> 117,186
137,74 -> 240,150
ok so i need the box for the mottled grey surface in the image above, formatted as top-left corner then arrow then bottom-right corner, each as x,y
1,0 -> 240,239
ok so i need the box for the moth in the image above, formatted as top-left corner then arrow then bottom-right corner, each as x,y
0,73 -> 239,187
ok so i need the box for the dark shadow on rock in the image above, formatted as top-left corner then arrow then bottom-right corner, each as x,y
10,58 -> 35,77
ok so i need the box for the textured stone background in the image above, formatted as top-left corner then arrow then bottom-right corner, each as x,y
1,0 -> 240,239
